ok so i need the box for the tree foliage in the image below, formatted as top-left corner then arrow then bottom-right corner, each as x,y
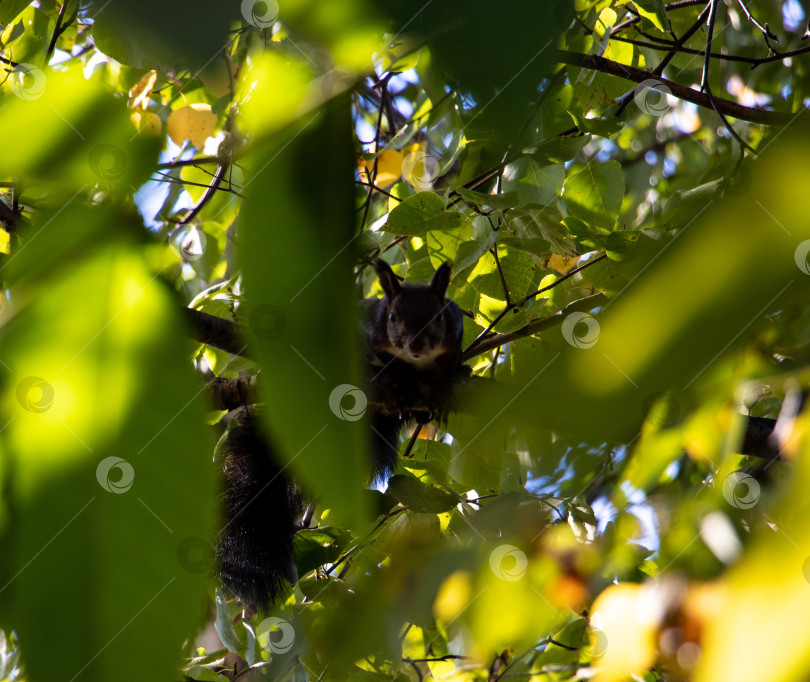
2,0 -> 810,680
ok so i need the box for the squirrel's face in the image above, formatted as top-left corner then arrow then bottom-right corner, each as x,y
385,288 -> 449,368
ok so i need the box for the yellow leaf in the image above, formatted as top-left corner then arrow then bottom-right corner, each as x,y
128,69 -> 157,110
0,227 -> 10,254
590,583 -> 657,681
547,253 -> 578,274
130,111 -> 162,137
360,149 -> 403,188
434,570 -> 473,622
167,103 -> 217,149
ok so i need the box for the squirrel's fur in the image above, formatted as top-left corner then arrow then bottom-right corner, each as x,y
216,260 -> 464,608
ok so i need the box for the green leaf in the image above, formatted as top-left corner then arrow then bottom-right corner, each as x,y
633,0 -> 671,32
503,160 -> 564,208
239,100 -> 368,531
563,161 -> 624,229
2,6 -> 51,64
469,244 -> 535,301
294,527 -> 352,578
0,203 -> 215,682
568,111 -> 624,137
0,66 -> 160,190
511,207 -> 578,256
491,128 -> 810,442
381,0 -> 572,144
525,135 -> 590,165
89,0 -> 241,70
453,232 -> 498,279
455,187 -> 520,210
387,475 -> 459,513
0,0 -> 31,25
386,192 -> 464,235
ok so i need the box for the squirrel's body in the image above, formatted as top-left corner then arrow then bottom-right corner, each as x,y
361,260 -> 464,474
217,260 -> 464,608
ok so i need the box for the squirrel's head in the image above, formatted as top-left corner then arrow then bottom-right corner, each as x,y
375,260 -> 453,367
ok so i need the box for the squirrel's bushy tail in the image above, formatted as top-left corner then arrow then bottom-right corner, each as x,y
216,407 -> 303,610
369,410 -> 401,479
216,406 -> 402,609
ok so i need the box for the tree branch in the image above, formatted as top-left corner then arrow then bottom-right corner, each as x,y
184,307 -> 783,462
182,308 -> 250,357
556,50 -> 794,125
463,293 -> 608,362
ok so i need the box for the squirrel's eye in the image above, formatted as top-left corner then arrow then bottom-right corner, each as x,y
438,312 -> 445,323
388,313 -> 396,322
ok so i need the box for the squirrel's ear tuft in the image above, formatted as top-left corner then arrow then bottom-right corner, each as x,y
374,260 -> 401,299
430,262 -> 452,298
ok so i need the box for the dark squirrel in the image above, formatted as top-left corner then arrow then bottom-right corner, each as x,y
361,259 -> 464,475
216,260 -> 464,609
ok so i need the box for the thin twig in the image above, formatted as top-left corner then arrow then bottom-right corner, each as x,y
178,163 -> 229,225
737,0 -> 779,50
557,50 -> 792,125
45,0 -> 70,65
359,73 -> 392,233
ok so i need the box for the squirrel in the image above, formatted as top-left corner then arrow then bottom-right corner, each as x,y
216,259 -> 464,609
361,259 -> 464,475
